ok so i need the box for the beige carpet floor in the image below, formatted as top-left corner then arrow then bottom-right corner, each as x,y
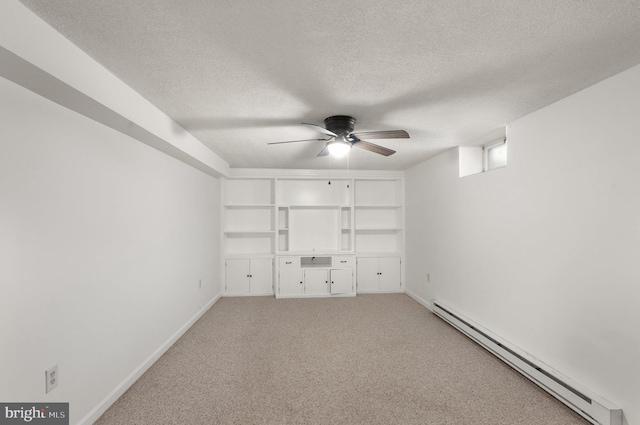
95,294 -> 589,424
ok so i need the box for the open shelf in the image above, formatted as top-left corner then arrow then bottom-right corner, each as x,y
225,178 -> 274,205
301,256 -> 332,267
355,206 -> 401,231
341,229 -> 352,251
222,178 -> 276,257
224,232 -> 275,255
355,230 -> 402,254
341,207 -> 351,228
278,207 -> 289,228
223,177 -> 402,258
278,230 -> 289,253
354,179 -> 402,207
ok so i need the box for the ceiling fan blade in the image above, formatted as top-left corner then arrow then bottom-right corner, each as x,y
267,138 -> 330,145
301,123 -> 338,137
316,145 -> 330,157
352,139 -> 396,156
350,130 -> 409,140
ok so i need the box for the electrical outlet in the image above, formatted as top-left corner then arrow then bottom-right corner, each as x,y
45,365 -> 58,393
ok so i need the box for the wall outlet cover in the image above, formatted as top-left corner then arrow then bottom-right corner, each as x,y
45,365 -> 58,393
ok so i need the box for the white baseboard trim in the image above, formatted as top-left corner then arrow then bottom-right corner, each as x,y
404,288 -> 433,311
222,292 -> 274,297
356,290 -> 404,295
275,293 -> 356,299
78,292 -> 223,425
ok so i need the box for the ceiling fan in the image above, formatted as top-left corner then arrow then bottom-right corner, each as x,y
268,115 -> 410,157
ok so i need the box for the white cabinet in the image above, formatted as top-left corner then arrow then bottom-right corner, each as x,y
279,268 -> 303,295
279,268 -> 331,296
279,269 -> 327,296
279,267 -> 353,296
276,255 -> 355,298
356,257 -> 401,293
305,269 -> 329,294
330,268 -> 353,294
222,175 -> 404,298
225,258 -> 273,295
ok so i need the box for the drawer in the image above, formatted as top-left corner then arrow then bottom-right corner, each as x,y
333,256 -> 355,268
279,256 -> 300,268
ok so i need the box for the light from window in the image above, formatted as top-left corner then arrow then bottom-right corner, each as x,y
484,140 -> 507,171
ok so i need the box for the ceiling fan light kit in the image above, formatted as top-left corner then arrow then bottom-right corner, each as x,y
327,137 -> 352,158
268,115 -> 410,159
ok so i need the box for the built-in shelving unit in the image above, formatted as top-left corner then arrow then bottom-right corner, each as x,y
222,173 -> 404,296
340,206 -> 352,251
222,178 -> 275,257
277,206 -> 289,252
354,179 -> 403,256
276,178 -> 353,254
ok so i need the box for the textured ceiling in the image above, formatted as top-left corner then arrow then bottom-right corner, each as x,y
19,0 -> 640,170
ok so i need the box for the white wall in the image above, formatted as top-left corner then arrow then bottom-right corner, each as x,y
0,76 -> 221,424
405,64 -> 640,425
0,0 -> 229,177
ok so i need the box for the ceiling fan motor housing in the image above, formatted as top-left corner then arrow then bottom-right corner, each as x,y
267,115 -> 404,157
324,115 -> 356,136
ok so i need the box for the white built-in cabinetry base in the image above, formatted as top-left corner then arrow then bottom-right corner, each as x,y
224,257 -> 273,295
276,255 -> 355,298
356,256 -> 402,293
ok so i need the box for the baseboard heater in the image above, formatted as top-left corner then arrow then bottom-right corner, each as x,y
432,301 -> 622,425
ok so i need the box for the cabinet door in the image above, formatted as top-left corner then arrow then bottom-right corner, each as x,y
379,257 -> 401,291
279,269 -> 303,295
356,257 -> 380,292
250,258 -> 273,294
225,259 -> 250,294
304,269 -> 328,295
330,268 -> 353,294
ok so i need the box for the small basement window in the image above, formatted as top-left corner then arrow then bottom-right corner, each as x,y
484,139 -> 507,171
459,137 -> 508,178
